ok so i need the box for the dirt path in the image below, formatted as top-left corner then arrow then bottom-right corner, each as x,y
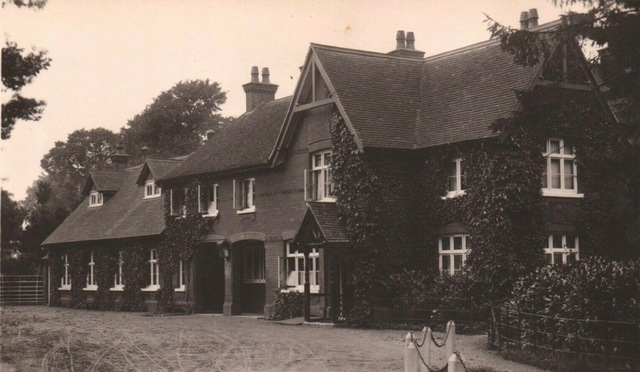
1,306 -> 546,371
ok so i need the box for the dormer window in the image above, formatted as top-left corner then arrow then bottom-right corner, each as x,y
198,184 -> 219,217
542,139 -> 582,197
144,180 -> 161,198
445,158 -> 466,198
89,190 -> 103,207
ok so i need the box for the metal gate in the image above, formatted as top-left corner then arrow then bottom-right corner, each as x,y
0,275 -> 44,306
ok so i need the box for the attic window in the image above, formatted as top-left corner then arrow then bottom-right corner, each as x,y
144,180 -> 161,199
89,190 -> 103,207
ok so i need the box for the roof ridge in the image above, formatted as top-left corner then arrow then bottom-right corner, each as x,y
311,43 -> 425,63
424,20 -> 561,62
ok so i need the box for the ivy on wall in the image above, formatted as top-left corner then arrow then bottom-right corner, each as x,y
48,249 -> 62,307
94,247 -> 118,311
119,245 -> 147,312
68,248 -> 88,308
157,183 -> 210,313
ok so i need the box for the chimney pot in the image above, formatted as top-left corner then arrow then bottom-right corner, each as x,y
395,30 -> 406,49
406,32 -> 415,49
250,66 -> 259,83
261,67 -> 271,84
520,11 -> 529,30
528,8 -> 539,28
110,143 -> 130,171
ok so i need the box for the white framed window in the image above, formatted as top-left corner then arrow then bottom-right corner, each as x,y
305,151 -> 335,202
198,184 -> 219,216
84,252 -> 97,290
285,242 -> 319,293
234,178 -> 256,214
89,190 -> 103,207
111,251 -> 124,291
175,260 -> 187,291
59,253 -> 71,290
143,249 -> 160,291
542,139 -> 582,197
446,158 -> 466,198
439,235 -> 470,275
170,189 -> 187,217
144,180 -> 161,198
244,245 -> 265,283
545,234 -> 579,264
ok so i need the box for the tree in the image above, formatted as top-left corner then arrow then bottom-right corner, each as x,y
1,190 -> 32,274
2,40 -> 51,139
121,79 -> 232,164
39,127 -> 119,210
2,0 -> 47,8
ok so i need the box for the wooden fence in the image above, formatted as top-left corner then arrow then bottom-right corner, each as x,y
489,305 -> 640,368
0,275 -> 44,306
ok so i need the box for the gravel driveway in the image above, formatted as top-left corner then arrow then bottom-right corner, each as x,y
1,306 -> 545,371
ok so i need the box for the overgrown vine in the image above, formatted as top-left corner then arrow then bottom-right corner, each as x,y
157,183 -> 210,313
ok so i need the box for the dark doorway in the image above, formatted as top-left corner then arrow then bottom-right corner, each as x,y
195,245 -> 224,313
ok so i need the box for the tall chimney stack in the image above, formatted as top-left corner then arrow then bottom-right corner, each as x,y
520,11 -> 530,30
528,8 -> 539,28
388,30 -> 425,59
242,66 -> 278,112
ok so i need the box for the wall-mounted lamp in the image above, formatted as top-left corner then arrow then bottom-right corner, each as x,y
218,240 -> 231,260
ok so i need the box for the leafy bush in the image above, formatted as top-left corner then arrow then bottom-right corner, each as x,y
267,290 -> 304,321
508,257 -> 639,358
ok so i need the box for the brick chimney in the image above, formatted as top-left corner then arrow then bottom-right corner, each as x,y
520,11 -> 530,29
242,66 -> 278,112
387,30 -> 425,59
528,8 -> 539,28
110,143 -> 130,171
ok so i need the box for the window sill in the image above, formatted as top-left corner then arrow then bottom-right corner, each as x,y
141,286 -> 160,292
442,190 -> 466,200
542,190 -> 584,198
237,207 -> 256,215
143,195 -> 161,199
82,286 -> 98,292
110,287 -> 124,292
244,279 -> 266,284
282,286 -> 320,294
174,286 -> 186,292
314,198 -> 336,203
58,286 -> 71,291
88,204 -> 102,208
201,211 -> 219,218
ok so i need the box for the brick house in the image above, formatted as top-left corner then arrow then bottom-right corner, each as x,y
43,12 -> 616,317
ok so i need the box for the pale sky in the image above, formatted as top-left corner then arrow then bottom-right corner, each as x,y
1,0 -> 580,201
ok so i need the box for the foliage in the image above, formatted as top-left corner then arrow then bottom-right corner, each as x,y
266,290 -> 304,320
40,127 -> 119,201
68,248 -> 87,308
1,39 -> 51,139
119,245 -> 147,312
2,0 -> 47,8
93,247 -> 118,311
0,190 -> 32,274
48,249 -> 62,306
157,183 -> 210,313
504,257 -> 639,360
120,79 -> 232,164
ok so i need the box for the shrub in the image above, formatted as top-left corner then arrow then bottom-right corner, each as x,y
267,290 -> 304,321
508,257 -> 639,358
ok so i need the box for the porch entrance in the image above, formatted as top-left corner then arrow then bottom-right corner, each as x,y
194,245 -> 224,313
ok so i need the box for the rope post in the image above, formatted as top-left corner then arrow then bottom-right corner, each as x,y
404,333 -> 418,372
447,353 -> 464,372
418,327 -> 431,372
446,321 -> 456,359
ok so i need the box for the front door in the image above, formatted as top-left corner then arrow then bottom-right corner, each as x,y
196,246 -> 224,313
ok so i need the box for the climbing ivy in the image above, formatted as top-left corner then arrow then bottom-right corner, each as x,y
48,249 -> 62,307
157,183 -> 210,313
68,248 -> 87,308
94,246 -> 118,311
119,245 -> 147,312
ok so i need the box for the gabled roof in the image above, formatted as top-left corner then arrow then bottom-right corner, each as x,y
312,44 -> 424,149
294,202 -> 349,245
82,171 -> 125,195
136,158 -> 182,185
160,97 -> 292,182
42,161 -> 180,246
